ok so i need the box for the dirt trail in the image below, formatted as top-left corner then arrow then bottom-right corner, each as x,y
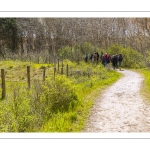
83,69 -> 150,132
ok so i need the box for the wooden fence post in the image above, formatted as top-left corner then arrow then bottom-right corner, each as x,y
43,67 -> 46,82
49,56 -> 50,64
66,64 -> 68,77
58,59 -> 59,73
61,61 -> 63,75
1,69 -> 6,99
87,67 -> 90,78
27,66 -> 30,89
54,67 -> 56,80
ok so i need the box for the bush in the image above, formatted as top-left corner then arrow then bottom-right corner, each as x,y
106,44 -> 146,68
0,59 -> 120,132
41,75 -> 79,112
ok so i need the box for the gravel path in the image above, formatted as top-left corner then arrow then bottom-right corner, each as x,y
83,69 -> 150,132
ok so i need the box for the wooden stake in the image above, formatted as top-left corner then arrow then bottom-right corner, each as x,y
66,64 -> 68,77
27,66 -> 30,89
43,67 -> 46,82
58,59 -> 60,73
54,67 -> 56,80
1,69 -> 6,99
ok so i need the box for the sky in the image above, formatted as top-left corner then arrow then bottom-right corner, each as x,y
1,0 -> 150,17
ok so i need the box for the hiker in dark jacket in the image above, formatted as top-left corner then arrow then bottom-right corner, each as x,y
111,54 -> 118,70
107,54 -> 111,64
101,54 -> 106,67
84,54 -> 88,63
96,52 -> 99,63
118,54 -> 123,68
90,54 -> 93,62
104,53 -> 108,65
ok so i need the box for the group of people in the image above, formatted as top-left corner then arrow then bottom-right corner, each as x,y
84,52 -> 123,70
111,54 -> 123,70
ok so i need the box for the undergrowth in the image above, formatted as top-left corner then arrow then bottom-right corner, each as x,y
0,60 -> 121,132
135,68 -> 150,104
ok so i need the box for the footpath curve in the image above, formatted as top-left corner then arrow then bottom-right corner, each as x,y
83,69 -> 150,132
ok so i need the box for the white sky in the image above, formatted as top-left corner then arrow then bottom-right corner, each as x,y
0,0 -> 150,17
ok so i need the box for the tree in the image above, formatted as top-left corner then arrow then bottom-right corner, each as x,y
0,18 -> 18,53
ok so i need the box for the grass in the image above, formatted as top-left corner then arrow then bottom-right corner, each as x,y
41,66 -> 122,132
0,60 -> 122,132
134,68 -> 150,104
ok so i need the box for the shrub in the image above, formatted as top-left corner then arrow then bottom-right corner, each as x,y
106,44 -> 146,68
41,75 -> 79,112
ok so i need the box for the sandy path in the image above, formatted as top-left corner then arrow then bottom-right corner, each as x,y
83,69 -> 150,132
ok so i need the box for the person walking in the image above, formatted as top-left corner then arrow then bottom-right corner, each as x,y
101,54 -> 106,67
84,54 -> 88,63
94,52 -> 98,64
104,53 -> 108,65
96,52 -> 99,64
90,54 -> 93,62
118,54 -> 123,70
111,54 -> 118,70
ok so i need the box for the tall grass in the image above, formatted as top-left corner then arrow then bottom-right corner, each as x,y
0,60 -> 121,132
135,68 -> 150,103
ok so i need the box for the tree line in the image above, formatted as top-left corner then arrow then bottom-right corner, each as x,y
0,18 -> 150,61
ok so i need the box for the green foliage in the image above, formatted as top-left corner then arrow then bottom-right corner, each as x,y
137,68 -> 150,103
80,42 -> 94,54
57,42 -> 97,62
0,60 -> 121,132
106,44 -> 146,68
58,46 -> 72,59
145,51 -> 150,67
0,76 -> 79,132
41,75 -> 78,112
41,111 -> 78,132
58,43 -> 146,69
0,84 -> 36,132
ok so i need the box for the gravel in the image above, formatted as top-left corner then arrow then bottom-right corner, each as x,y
83,69 -> 150,132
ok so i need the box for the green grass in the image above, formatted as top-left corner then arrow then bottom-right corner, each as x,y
135,68 -> 150,104
41,66 -> 122,132
0,60 -> 122,132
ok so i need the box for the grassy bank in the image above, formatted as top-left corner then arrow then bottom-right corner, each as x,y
135,68 -> 150,104
0,60 -> 122,132
41,69 -> 122,132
